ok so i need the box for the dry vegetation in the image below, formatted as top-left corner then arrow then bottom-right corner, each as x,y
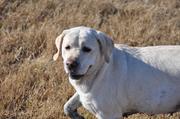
0,0 -> 180,119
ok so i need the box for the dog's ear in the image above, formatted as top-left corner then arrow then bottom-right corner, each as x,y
53,31 -> 67,61
95,31 -> 114,63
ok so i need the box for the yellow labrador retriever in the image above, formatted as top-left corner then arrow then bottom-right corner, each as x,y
53,26 -> 180,119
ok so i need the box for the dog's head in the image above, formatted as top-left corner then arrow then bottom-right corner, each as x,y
53,26 -> 114,80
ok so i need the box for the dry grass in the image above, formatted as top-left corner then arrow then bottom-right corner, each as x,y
0,0 -> 180,119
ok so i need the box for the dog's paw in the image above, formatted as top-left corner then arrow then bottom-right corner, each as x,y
69,111 -> 85,119
73,114 -> 85,119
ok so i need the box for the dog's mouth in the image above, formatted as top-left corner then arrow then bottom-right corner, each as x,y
69,65 -> 92,80
69,73 -> 84,79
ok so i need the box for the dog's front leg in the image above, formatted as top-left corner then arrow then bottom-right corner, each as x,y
64,92 -> 84,119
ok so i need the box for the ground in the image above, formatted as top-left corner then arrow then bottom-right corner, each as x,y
0,0 -> 180,119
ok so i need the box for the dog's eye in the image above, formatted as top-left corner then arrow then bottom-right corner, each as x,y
82,46 -> 91,53
65,45 -> 71,50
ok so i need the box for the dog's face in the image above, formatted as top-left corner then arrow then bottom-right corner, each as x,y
53,26 -> 113,80
62,29 -> 101,79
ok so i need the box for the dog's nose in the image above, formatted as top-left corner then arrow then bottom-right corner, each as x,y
66,60 -> 79,71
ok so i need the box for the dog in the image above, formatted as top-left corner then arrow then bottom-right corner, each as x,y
53,26 -> 180,119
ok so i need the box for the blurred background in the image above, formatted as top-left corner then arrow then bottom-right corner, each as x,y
0,0 -> 180,118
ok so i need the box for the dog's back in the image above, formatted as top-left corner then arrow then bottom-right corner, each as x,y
114,45 -> 180,114
116,45 -> 180,79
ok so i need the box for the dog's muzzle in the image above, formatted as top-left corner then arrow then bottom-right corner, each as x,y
66,60 -> 79,71
68,65 -> 92,80
66,60 -> 84,80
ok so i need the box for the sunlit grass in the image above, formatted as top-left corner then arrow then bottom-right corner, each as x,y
0,0 -> 180,118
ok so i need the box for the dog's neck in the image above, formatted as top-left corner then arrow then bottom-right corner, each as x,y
69,60 -> 109,95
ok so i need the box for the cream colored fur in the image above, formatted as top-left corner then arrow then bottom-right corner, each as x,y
54,26 -> 180,119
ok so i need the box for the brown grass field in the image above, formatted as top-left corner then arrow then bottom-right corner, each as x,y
0,0 -> 180,119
